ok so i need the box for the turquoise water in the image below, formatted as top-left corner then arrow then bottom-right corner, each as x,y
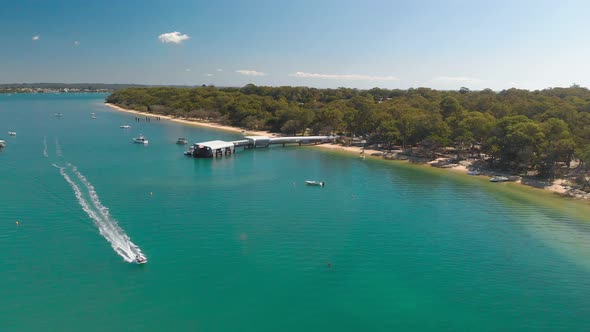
2,93 -> 590,331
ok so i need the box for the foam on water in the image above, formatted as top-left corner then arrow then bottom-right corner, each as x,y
43,136 -> 48,157
53,162 -> 145,263
55,137 -> 62,157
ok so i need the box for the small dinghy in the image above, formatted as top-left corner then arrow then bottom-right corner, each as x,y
305,180 -> 325,187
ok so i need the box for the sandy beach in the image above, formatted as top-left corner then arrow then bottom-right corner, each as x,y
104,102 -> 583,200
104,103 -> 277,137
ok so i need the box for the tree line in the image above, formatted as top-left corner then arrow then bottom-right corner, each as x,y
106,84 -> 590,180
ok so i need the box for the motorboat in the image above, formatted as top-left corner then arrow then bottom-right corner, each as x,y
136,254 -> 147,264
8,131 -> 16,136
0,140 -> 5,148
53,113 -> 63,117
490,176 -> 509,182
91,115 -> 97,119
467,170 -> 481,175
120,125 -> 131,129
176,138 -> 188,145
133,135 -> 149,144
306,180 -> 325,187
184,146 -> 195,156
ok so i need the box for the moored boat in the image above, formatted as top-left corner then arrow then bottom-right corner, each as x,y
133,134 -> 149,144
176,137 -> 188,145
490,176 -> 509,182
306,180 -> 325,187
467,170 -> 481,175
120,125 -> 131,129
8,131 -> 16,136
0,140 -> 5,148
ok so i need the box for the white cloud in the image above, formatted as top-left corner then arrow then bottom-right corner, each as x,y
158,31 -> 190,44
236,69 -> 266,76
432,76 -> 485,83
73,40 -> 80,46
32,35 -> 40,41
216,68 -> 223,72
205,73 -> 213,77
290,71 -> 399,81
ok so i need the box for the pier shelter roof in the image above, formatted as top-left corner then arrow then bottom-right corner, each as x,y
194,140 -> 234,150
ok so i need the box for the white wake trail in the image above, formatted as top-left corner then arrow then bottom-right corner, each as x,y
54,163 -> 144,263
43,136 -> 48,157
55,137 -> 63,157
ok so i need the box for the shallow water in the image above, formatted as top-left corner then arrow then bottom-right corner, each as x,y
1,93 -> 590,331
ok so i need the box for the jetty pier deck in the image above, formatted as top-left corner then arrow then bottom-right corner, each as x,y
188,135 -> 337,158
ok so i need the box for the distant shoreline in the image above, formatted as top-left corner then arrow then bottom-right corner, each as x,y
103,102 -> 582,201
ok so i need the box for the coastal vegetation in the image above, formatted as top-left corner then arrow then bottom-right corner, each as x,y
106,84 -> 590,183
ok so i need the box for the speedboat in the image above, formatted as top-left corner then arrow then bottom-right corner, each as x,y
305,180 -> 325,187
53,113 -> 63,117
8,131 -> 16,136
176,138 -> 188,145
490,176 -> 509,182
0,140 -> 5,148
133,135 -> 148,144
136,254 -> 147,264
120,125 -> 131,129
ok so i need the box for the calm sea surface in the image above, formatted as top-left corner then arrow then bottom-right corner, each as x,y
1,93 -> 590,331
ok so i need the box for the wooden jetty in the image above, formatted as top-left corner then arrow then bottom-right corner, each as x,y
187,135 -> 337,158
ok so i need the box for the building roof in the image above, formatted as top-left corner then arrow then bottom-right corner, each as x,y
194,140 -> 234,150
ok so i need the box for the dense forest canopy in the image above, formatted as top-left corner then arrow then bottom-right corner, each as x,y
107,84 -> 590,179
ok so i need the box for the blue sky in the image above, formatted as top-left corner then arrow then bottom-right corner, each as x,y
1,0 -> 589,90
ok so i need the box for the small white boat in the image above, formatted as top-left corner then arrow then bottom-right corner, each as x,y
8,131 -> 16,136
53,113 -> 63,117
0,140 -> 5,148
120,125 -> 131,129
490,176 -> 509,182
467,170 -> 481,175
176,137 -> 188,145
91,115 -> 97,119
135,254 -> 147,264
133,135 -> 149,144
306,180 -> 325,187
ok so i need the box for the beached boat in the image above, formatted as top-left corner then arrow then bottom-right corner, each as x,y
490,176 -> 509,182
8,131 -> 16,136
306,180 -> 325,187
120,125 -> 131,129
133,135 -> 149,144
176,138 -> 188,145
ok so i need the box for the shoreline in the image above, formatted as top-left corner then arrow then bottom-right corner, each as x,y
104,102 -> 586,201
104,103 -> 278,137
